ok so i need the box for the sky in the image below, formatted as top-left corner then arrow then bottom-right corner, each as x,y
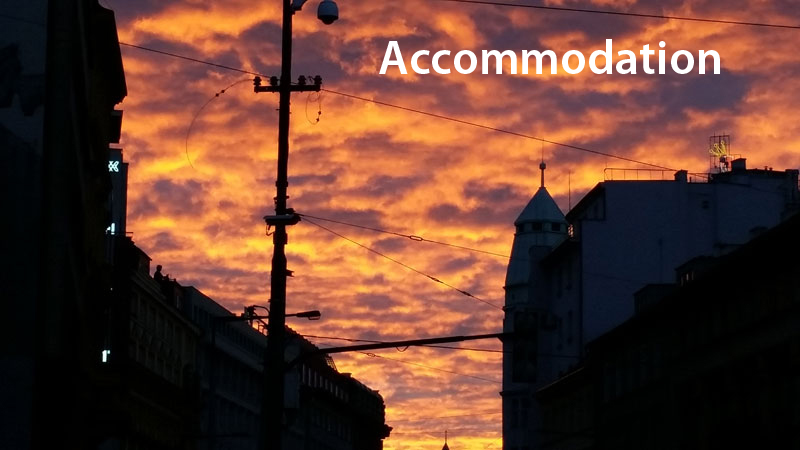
109,0 -> 800,448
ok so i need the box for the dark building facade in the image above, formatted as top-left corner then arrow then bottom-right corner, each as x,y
503,163 -> 800,449
536,212 -> 800,450
183,286 -> 392,450
1,1 -> 127,448
99,236 -> 202,449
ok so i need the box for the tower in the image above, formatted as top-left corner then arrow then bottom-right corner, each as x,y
502,162 -> 567,449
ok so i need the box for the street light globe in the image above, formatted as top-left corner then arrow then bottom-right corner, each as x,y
317,0 -> 338,24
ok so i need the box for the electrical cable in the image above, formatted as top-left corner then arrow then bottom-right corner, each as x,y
185,78 -> 251,168
119,42 -> 265,77
357,351 -> 502,384
321,88 -> 673,170
389,411 -> 502,422
301,217 -> 504,310
431,0 -> 800,30
302,334 -> 505,353
118,42 -> 674,170
298,214 -> 690,286
298,213 -> 513,259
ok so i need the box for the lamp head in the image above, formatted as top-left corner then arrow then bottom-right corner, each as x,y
296,310 -> 322,320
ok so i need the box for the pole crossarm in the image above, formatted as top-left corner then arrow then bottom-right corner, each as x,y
286,332 -> 514,370
254,75 -> 322,93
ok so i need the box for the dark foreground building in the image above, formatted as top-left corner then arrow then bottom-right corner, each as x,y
0,0 -> 127,448
537,212 -> 800,450
183,285 -> 392,450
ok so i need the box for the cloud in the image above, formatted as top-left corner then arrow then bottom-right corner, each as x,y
111,0 -> 800,447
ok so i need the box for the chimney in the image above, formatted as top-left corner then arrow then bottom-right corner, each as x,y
731,158 -> 747,172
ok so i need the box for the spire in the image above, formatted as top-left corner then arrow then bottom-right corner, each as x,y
442,431 -> 449,450
540,161 -> 546,188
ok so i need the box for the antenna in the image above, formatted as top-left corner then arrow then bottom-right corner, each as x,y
539,140 -> 546,188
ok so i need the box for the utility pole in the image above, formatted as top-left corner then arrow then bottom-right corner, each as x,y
255,1 -> 323,449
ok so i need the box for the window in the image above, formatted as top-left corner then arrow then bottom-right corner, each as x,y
531,222 -> 542,231
551,222 -> 561,232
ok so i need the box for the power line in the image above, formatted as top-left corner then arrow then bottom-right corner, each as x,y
299,214 -> 684,286
185,78 -> 252,168
431,0 -> 800,30
390,411 -> 502,422
298,213 -> 513,259
302,334 -> 581,360
322,88 -> 672,170
118,41 -> 673,170
302,217 -> 504,310
358,351 -> 502,384
119,42 -> 266,76
302,334 -> 505,353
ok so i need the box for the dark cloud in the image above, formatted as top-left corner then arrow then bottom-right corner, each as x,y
151,178 -> 209,215
427,202 -> 520,227
149,231 -> 183,251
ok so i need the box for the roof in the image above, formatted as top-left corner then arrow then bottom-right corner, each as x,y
515,187 -> 566,226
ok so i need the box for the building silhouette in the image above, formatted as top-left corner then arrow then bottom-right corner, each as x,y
97,102 -> 390,449
1,2 -> 391,445
536,210 -> 800,449
1,1 -> 127,448
101,235 -> 202,449
502,161 -> 800,449
183,286 -> 392,450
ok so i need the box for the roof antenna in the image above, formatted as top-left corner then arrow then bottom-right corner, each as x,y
539,140 -> 546,189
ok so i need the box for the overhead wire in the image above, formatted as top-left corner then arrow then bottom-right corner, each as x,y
119,42 -> 264,77
301,217 -> 504,310
431,0 -> 800,30
298,213 -> 681,286
357,351 -> 502,384
389,411 -> 502,422
321,88 -> 672,170
298,213 -> 513,259
118,41 -> 673,170
185,78 -> 251,168
301,333 -> 505,353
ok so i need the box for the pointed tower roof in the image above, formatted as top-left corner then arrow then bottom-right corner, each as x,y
514,162 -> 565,226
506,162 -> 568,291
442,431 -> 450,450
515,187 -> 566,226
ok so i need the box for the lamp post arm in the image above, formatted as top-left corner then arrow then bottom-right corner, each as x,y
286,332 -> 514,371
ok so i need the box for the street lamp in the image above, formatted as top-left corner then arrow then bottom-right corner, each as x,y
288,310 -> 321,320
209,306 -> 322,449
257,2 -> 339,448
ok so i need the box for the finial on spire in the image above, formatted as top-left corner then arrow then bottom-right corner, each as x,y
539,161 -> 546,188
442,430 -> 450,450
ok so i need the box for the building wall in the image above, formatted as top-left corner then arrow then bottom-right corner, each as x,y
0,1 -> 126,448
537,212 -> 800,450
182,287 -> 391,450
503,166 -> 799,449
183,286 -> 265,450
101,237 -> 201,449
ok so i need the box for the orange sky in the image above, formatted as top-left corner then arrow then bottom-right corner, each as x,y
111,0 -> 800,447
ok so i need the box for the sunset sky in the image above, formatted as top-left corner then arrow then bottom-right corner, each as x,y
110,0 -> 800,447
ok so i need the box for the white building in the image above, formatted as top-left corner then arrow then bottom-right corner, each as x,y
502,160 -> 799,450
